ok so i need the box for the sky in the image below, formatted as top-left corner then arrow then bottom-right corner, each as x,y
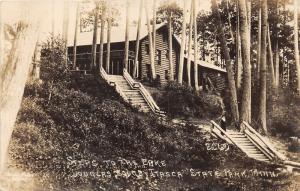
0,0 -> 299,45
0,0 -> 211,43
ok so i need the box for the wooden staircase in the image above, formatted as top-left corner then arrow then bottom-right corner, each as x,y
227,130 -> 271,162
211,120 -> 300,173
99,67 -> 165,116
210,121 -> 285,163
108,75 -> 152,112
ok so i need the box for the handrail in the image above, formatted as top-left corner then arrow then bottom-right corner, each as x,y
123,69 -> 165,115
100,67 -> 128,102
242,121 -> 287,161
210,120 -> 241,147
123,69 -> 140,88
244,129 -> 274,160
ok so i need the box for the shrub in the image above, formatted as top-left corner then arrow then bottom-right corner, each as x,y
157,81 -> 224,119
267,88 -> 300,138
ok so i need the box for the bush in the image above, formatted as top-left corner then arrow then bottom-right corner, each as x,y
267,88 -> 300,138
157,81 -> 224,119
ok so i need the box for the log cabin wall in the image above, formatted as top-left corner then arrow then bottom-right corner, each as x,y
139,26 -> 180,85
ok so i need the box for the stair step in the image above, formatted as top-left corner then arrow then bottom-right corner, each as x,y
248,154 -> 267,158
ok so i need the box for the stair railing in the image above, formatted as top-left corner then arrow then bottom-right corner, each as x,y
123,69 -> 165,116
242,121 -> 287,161
210,120 -> 252,155
100,67 -> 128,102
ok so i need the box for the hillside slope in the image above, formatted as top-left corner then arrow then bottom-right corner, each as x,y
7,63 -> 295,190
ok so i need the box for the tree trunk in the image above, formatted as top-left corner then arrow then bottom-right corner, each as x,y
145,2 -> 156,79
133,0 -> 143,78
239,0 -> 251,124
73,2 -> 79,69
62,0 -> 69,66
168,12 -> 174,81
30,41 -> 42,80
0,21 -> 40,171
124,0 -> 130,70
227,0 -> 235,42
235,0 -> 242,89
187,0 -> 194,86
193,0 -> 199,90
267,26 -> 276,88
212,0 -> 239,124
153,0 -> 156,54
294,0 -> 300,96
257,5 -> 261,79
178,0 -> 187,84
106,4 -> 111,73
274,0 -> 280,89
99,5 -> 106,71
91,6 -> 99,70
258,0 -> 268,134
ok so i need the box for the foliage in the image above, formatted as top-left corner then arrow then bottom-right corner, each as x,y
80,0 -> 121,32
8,36 -> 293,190
266,88 -> 300,139
156,81 -> 224,119
156,1 -> 183,35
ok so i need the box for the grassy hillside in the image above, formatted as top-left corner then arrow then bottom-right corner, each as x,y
7,61 -> 295,190
6,37 -> 294,190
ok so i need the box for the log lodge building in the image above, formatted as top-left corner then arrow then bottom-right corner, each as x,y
68,23 -> 227,91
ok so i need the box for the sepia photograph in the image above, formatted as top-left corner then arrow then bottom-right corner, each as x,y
0,0 -> 300,190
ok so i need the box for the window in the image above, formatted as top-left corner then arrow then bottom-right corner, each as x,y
166,50 -> 169,59
165,70 -> 169,80
156,49 -> 162,65
156,74 -> 161,81
146,64 -> 151,78
163,34 -> 167,42
145,44 -> 150,54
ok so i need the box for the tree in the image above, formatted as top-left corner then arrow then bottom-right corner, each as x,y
145,1 -> 156,79
186,0 -> 194,86
106,2 -> 111,73
274,0 -> 280,89
168,11 -> 174,81
153,0 -> 157,55
99,2 -> 106,70
258,0 -> 268,133
178,0 -> 187,84
133,0 -> 143,78
30,41 -> 42,80
235,0 -> 242,89
91,4 -> 99,70
257,3 -> 261,79
124,0 -> 129,70
294,0 -> 300,96
0,20 -> 40,170
156,1 -> 183,35
212,0 -> 239,124
267,26 -> 276,88
238,0 -> 251,124
193,0 -> 199,90
62,0 -> 69,66
73,2 -> 80,69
